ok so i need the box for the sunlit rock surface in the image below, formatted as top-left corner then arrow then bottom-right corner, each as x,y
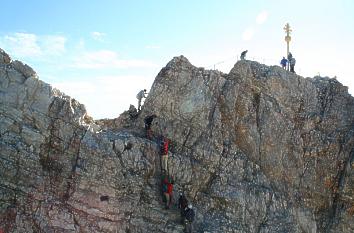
1,49 -> 353,232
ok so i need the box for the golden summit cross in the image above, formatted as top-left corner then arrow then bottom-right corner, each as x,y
284,23 -> 292,57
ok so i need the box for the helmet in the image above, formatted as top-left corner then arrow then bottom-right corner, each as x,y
188,204 -> 192,209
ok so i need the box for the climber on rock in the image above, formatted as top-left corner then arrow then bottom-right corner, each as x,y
240,50 -> 248,60
178,191 -> 189,222
162,175 -> 174,209
290,57 -> 296,73
136,89 -> 147,111
280,57 -> 288,69
183,204 -> 195,233
144,114 -> 157,139
160,136 -> 170,172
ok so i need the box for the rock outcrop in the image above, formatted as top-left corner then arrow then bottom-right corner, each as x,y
1,49 -> 353,233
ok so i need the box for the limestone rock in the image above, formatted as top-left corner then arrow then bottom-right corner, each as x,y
11,60 -> 37,78
0,48 -> 11,64
1,49 -> 354,233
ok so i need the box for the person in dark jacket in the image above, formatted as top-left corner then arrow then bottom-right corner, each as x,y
144,114 -> 157,139
184,204 -> 195,233
240,50 -> 248,60
178,191 -> 189,222
280,57 -> 288,69
290,57 -> 296,73
287,52 -> 293,71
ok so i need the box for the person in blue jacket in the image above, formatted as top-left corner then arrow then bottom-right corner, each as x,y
280,57 -> 288,69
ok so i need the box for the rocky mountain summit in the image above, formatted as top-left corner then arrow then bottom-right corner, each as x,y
1,48 -> 353,233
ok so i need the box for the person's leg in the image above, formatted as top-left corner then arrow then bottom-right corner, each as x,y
164,193 -> 170,208
184,220 -> 188,233
138,99 -> 141,111
180,210 -> 185,223
185,222 -> 192,233
162,155 -> 168,171
165,155 -> 168,172
168,193 -> 172,207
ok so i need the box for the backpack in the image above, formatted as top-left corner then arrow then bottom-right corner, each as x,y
185,208 -> 195,222
136,90 -> 144,99
162,183 -> 168,193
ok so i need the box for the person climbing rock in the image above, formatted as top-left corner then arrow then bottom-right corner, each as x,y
290,57 -> 296,73
144,114 -> 157,139
167,179 -> 174,209
184,204 -> 195,233
162,176 -> 174,209
136,89 -> 147,111
178,191 -> 189,223
160,136 -> 170,172
280,57 -> 288,69
240,50 -> 248,60
162,176 -> 168,205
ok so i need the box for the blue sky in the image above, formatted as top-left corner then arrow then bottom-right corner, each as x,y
1,0 -> 353,119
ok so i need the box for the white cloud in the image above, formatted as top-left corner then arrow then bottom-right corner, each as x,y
72,50 -> 158,69
242,28 -> 255,41
52,75 -> 154,119
241,11 -> 268,41
1,33 -> 41,57
0,32 -> 66,58
91,31 -> 106,41
145,45 -> 161,49
256,11 -> 268,25
41,35 -> 67,55
75,39 -> 86,50
52,81 -> 97,96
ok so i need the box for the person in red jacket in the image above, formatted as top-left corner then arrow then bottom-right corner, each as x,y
160,137 -> 170,171
166,180 -> 174,209
162,176 -> 174,209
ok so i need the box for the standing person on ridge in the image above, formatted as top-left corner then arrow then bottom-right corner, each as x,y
240,50 -> 248,60
280,57 -> 288,69
287,52 -> 293,71
136,89 -> 147,111
290,57 -> 296,73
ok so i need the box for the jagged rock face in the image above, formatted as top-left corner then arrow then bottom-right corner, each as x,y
142,56 -> 354,232
1,49 -> 354,233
